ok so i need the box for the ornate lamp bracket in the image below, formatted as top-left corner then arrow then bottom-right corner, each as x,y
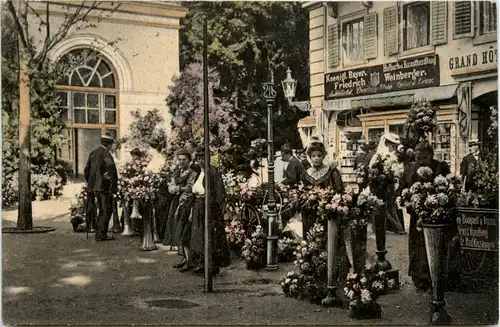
288,99 -> 311,113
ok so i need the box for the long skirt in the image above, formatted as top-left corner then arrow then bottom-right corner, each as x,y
190,197 -> 230,268
163,195 -> 192,246
384,190 -> 405,234
156,192 -> 173,240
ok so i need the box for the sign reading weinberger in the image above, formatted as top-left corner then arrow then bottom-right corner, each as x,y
324,55 -> 440,100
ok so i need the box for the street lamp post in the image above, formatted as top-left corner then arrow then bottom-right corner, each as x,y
263,72 -> 278,271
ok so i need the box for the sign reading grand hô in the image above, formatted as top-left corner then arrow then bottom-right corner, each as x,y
324,55 -> 440,100
457,209 -> 498,251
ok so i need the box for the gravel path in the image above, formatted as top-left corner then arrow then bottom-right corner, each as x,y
2,191 -> 498,325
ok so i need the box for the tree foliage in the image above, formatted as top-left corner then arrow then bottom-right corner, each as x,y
119,109 -> 168,152
166,62 -> 238,158
179,1 -> 310,175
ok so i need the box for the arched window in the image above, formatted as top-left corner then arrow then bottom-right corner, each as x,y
56,48 -> 119,174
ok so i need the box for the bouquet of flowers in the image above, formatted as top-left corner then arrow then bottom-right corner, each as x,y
118,152 -> 153,202
298,185 -> 332,217
222,170 -> 247,195
407,100 -> 437,138
318,187 -> 354,221
366,154 -> 400,196
225,220 -> 247,253
281,271 -> 307,299
347,187 -> 384,229
241,225 -> 267,269
69,185 -> 89,232
343,265 -> 384,318
399,167 -> 462,226
278,237 -> 296,262
356,163 -> 369,189
294,224 -> 327,279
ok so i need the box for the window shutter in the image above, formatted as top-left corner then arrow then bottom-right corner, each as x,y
453,1 -> 474,39
327,24 -> 339,69
384,6 -> 399,56
431,1 -> 448,45
363,13 -> 378,60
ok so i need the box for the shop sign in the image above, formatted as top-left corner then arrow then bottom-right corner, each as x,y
324,55 -> 440,100
457,210 -> 498,251
449,45 -> 497,76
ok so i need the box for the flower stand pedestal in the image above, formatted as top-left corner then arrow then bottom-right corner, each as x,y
139,204 -> 157,251
321,217 -> 342,307
111,198 -> 122,234
423,223 -> 452,325
349,226 -> 367,274
373,212 -> 399,289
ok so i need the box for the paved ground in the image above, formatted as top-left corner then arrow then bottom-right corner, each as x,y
2,183 -> 498,325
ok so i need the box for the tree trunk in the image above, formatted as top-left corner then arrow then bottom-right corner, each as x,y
17,37 -> 32,230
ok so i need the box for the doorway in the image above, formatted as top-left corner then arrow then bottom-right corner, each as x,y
74,128 -> 102,176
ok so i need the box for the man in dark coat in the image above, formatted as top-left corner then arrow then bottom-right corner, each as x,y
84,135 -> 118,241
296,148 -> 311,170
362,141 -> 376,167
354,142 -> 367,170
281,144 -> 305,186
460,141 -> 480,193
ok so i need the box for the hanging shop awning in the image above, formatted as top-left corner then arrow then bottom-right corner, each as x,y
298,116 -> 316,127
323,84 -> 459,111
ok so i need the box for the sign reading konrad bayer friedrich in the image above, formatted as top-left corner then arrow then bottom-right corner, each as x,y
324,55 -> 440,100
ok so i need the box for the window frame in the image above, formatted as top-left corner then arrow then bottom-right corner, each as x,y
55,49 -> 120,162
401,1 -> 432,53
473,1 -> 497,45
341,17 -> 366,67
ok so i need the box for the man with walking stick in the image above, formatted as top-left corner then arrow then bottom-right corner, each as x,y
84,134 -> 118,242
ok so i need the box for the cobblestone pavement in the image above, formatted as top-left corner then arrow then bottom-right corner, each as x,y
2,188 -> 498,325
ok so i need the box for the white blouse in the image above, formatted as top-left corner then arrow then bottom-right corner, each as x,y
193,171 -> 205,196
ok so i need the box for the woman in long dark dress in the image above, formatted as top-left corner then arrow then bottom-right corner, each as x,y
300,140 -> 349,282
155,162 -> 175,243
186,147 -> 229,274
406,141 -> 450,290
163,149 -> 197,269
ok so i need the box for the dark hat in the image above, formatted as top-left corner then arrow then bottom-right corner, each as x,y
195,146 -> 205,157
130,147 -> 145,156
101,134 -> 114,144
176,148 -> 191,157
469,140 -> 482,146
296,147 -> 306,154
281,144 -> 293,155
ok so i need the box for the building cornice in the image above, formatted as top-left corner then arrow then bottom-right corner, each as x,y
302,1 -> 324,10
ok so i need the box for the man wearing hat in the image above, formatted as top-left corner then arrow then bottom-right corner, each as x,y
296,147 -> 311,170
460,140 -> 481,192
84,134 -> 118,241
281,144 -> 305,186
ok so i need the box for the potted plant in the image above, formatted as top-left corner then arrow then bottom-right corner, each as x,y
400,168 -> 462,325
242,225 -> 266,270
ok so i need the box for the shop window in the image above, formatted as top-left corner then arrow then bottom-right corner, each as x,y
403,2 -> 430,51
342,19 -> 364,62
388,124 -> 405,138
478,1 -> 497,35
433,123 -> 452,166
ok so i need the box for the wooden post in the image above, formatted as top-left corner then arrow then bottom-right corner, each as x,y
17,31 -> 33,230
203,16 -> 213,293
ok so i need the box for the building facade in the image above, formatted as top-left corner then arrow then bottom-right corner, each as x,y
28,1 -> 187,175
302,1 -> 497,184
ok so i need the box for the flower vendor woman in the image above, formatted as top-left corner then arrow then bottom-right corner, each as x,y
188,146 -> 230,274
301,137 -> 344,236
164,148 -> 198,269
406,141 -> 450,290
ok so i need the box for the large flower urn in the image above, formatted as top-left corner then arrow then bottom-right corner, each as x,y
321,214 -> 342,307
139,202 -> 157,251
121,200 -> 135,236
423,223 -> 452,325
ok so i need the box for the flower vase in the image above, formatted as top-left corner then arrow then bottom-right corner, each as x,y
121,202 -> 135,236
321,215 -> 342,307
151,206 -> 161,244
130,200 -> 142,219
349,226 -> 368,274
139,204 -> 157,251
111,198 -> 122,233
423,224 -> 452,325
373,210 -> 392,271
